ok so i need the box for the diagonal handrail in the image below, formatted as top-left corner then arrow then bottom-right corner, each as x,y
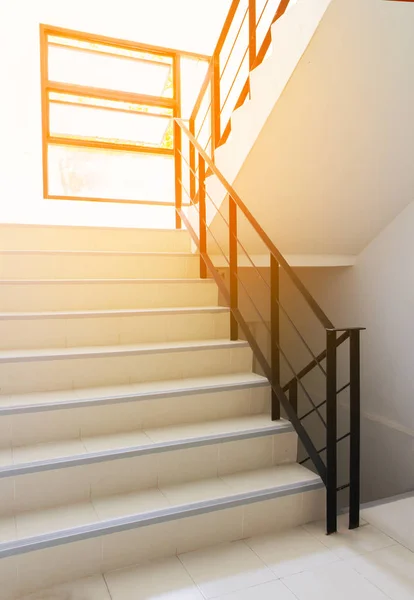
190,0 -> 293,149
176,118 -> 334,330
176,118 -> 364,534
178,206 -> 327,483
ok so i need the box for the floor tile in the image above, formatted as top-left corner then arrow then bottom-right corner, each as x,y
347,543 -> 414,600
218,436 -> 273,476
175,507 -> 244,555
105,556 -> 204,599
16,537 -> 103,597
82,430 -> 152,453
304,520 -> 396,559
282,560 -> 390,600
12,439 -> 87,464
215,580 -> 298,600
222,464 -> 320,494
246,526 -> 339,578
93,488 -> 169,521
362,496 -> 414,552
0,555 -> 18,600
0,446 -> 13,467
178,540 -> 275,598
101,520 -> 178,572
16,501 -> 98,539
144,420 -> 220,443
3,389 -> 78,409
161,477 -> 233,506
0,515 -> 16,543
157,444 -> 219,487
17,574 -> 111,600
242,493 -> 304,538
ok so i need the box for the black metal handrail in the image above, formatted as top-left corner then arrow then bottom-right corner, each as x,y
189,0 -> 292,158
175,118 -> 364,535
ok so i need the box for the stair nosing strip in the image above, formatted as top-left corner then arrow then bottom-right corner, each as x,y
0,306 -> 229,321
0,223 -> 190,233
0,339 -> 249,364
0,251 -> 197,257
0,478 -> 323,558
0,278 -> 215,285
0,377 -> 269,415
0,422 -> 294,478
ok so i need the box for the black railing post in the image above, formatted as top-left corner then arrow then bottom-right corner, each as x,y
198,156 -> 207,279
326,329 -> 338,534
349,329 -> 361,530
173,53 -> 182,229
229,195 -> 238,340
289,379 -> 298,415
248,0 -> 257,71
270,254 -> 280,420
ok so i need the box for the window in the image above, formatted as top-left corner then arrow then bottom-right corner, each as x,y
40,24 -> 208,205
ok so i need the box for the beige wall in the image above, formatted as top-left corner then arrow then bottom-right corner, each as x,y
218,199 -> 414,503
205,0 -> 414,259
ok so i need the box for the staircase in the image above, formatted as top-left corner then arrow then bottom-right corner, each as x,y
0,223 -> 324,599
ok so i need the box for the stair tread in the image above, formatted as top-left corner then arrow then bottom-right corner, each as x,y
0,464 -> 321,552
0,372 -> 268,413
0,250 -> 197,256
0,338 -> 249,363
0,306 -> 228,320
0,414 -> 292,472
0,278 -> 214,285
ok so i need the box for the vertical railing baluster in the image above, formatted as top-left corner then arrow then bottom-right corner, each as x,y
173,53 -> 182,229
326,329 -> 338,534
249,0 -> 257,71
211,55 -> 221,155
198,156 -> 207,279
189,118 -> 196,203
349,329 -> 361,530
289,378 -> 298,415
270,254 -> 280,420
229,196 -> 238,340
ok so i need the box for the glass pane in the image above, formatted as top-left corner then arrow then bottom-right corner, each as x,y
48,42 -> 172,97
180,57 -> 209,120
49,101 -> 172,148
48,145 -> 174,203
49,92 -> 173,116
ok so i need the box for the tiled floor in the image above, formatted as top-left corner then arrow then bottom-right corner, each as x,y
18,512 -> 414,599
361,493 -> 414,553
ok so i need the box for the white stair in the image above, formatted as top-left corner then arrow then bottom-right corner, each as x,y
0,224 -> 324,599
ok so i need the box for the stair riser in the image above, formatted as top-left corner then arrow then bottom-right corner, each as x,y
0,254 -> 199,280
1,386 -> 271,448
0,432 -> 297,516
0,311 -> 230,350
1,488 -> 324,599
0,226 -> 191,253
0,346 -> 252,394
0,281 -> 218,312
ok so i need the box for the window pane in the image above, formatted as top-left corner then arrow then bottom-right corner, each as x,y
48,145 -> 175,203
180,57 -> 209,120
49,101 -> 172,148
48,43 -> 172,97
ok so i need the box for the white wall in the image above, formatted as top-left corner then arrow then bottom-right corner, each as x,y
294,200 -> 414,502
0,0 -> 230,228
217,199 -> 414,502
204,0 -> 414,259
